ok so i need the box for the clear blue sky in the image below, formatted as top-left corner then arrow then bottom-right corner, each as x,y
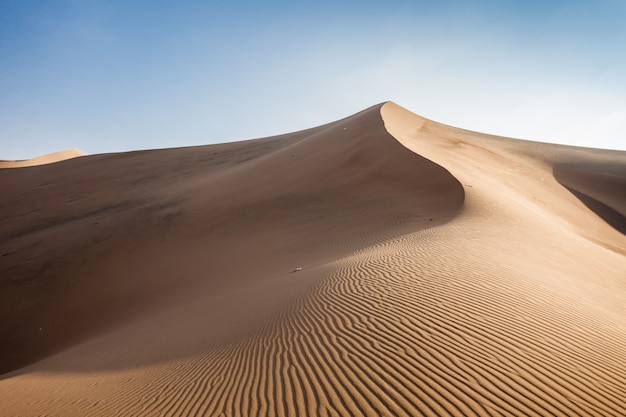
1,0 -> 625,159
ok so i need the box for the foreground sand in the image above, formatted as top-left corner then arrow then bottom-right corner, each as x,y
1,103 -> 625,416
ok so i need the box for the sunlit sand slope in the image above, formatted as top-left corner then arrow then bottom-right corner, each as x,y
0,148 -> 85,168
0,102 -> 624,416
379,102 -> 626,415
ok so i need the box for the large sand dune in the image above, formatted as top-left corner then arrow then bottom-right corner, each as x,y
1,103 -> 625,416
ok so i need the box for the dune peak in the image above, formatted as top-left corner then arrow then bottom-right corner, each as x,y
0,103 -> 625,416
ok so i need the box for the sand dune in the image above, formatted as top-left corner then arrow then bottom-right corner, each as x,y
0,148 -> 85,169
1,103 -> 625,416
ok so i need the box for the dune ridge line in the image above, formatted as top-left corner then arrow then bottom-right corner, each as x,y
0,148 -> 85,169
0,102 -> 624,416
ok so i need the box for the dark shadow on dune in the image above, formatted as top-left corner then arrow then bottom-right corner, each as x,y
554,164 -> 626,235
560,185 -> 626,235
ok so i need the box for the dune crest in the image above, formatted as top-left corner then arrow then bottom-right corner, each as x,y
0,148 -> 85,169
1,103 -> 625,416
381,101 -> 626,250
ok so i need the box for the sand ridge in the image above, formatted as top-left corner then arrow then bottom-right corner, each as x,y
0,148 -> 85,169
0,103 -> 625,416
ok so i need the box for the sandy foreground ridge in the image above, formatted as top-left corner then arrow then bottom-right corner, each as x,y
0,102 -> 625,416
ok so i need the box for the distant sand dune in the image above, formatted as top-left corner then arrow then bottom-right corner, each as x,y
0,103 -> 625,416
0,148 -> 85,168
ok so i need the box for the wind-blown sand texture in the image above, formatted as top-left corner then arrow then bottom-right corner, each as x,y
0,148 -> 85,169
1,103 -> 625,416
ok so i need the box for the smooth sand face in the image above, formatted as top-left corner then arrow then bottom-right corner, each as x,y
0,103 -> 625,416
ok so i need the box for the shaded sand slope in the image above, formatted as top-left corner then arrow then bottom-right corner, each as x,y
0,105 -> 462,375
0,149 -> 85,168
553,164 -> 626,234
1,103 -> 625,416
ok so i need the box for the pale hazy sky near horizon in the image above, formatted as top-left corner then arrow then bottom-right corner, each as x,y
1,0 -> 625,159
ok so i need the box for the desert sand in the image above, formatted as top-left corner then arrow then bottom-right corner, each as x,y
1,102 -> 625,416
0,148 -> 85,169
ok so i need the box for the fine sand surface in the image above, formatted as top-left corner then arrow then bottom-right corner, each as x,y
0,148 -> 85,169
1,103 -> 625,416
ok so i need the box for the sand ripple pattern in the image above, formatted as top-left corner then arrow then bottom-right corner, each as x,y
101,222 -> 626,417
4,103 -> 625,417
